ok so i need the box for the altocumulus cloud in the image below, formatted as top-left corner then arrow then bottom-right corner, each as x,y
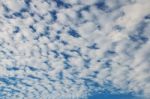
0,0 -> 150,99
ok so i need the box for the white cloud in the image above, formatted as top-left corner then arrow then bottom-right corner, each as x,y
2,0 -> 25,12
0,0 -> 150,99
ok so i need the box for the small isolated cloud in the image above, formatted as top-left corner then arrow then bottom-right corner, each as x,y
0,0 -> 150,99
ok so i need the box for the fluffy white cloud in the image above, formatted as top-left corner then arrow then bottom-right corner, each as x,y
0,0 -> 150,99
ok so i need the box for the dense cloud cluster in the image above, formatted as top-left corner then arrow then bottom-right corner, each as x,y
0,0 -> 150,99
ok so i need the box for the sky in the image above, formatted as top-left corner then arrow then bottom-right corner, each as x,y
89,93 -> 138,99
0,0 -> 150,99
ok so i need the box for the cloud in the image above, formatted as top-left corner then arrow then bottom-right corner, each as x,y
0,0 -> 150,99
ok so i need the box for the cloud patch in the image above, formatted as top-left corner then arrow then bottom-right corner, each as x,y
0,0 -> 150,99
